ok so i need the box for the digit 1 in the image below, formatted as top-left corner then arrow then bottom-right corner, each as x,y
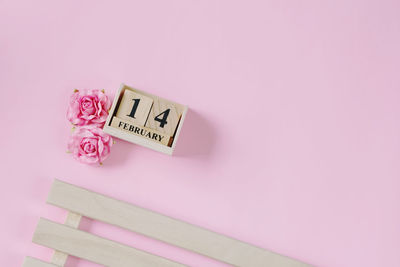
127,98 -> 140,118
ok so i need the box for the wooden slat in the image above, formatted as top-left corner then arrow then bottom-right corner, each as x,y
23,257 -> 58,267
33,218 -> 186,267
51,211 -> 82,266
47,179 -> 312,267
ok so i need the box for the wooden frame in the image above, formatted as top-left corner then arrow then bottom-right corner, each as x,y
24,180 -> 312,267
103,83 -> 188,155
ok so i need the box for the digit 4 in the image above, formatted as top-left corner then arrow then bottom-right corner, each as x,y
154,109 -> 170,128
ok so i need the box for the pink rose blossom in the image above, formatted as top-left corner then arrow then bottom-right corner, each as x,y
67,89 -> 111,127
68,126 -> 113,165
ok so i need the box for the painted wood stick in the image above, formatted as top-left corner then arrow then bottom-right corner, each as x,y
33,218 -> 186,267
47,179 -> 312,267
23,257 -> 58,267
51,211 -> 82,266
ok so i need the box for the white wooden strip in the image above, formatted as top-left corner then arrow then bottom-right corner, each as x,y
47,179 -> 312,267
33,218 -> 186,267
23,257 -> 58,267
51,211 -> 82,266
64,211 -> 82,228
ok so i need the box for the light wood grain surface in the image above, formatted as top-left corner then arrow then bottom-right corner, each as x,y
33,218 -> 186,267
47,179 -> 312,267
51,211 -> 82,266
23,257 -> 58,267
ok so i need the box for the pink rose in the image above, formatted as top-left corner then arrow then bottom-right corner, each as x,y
68,126 -> 113,165
67,89 -> 111,127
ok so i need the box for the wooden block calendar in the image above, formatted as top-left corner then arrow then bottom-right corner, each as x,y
103,84 -> 188,155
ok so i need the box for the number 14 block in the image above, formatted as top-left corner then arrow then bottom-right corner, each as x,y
103,84 -> 188,155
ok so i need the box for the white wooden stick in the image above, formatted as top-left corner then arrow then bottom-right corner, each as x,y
47,179 -> 312,267
33,218 -> 186,267
51,211 -> 82,266
23,257 -> 58,267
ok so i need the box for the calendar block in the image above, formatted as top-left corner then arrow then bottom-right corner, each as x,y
110,117 -> 171,146
115,90 -> 153,126
103,84 -> 187,155
145,98 -> 184,136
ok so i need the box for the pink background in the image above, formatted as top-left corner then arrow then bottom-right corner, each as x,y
1,1 -> 400,266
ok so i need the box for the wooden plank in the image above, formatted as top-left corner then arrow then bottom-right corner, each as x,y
47,180 -> 312,267
51,211 -> 82,266
33,218 -> 186,267
23,257 -> 58,267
